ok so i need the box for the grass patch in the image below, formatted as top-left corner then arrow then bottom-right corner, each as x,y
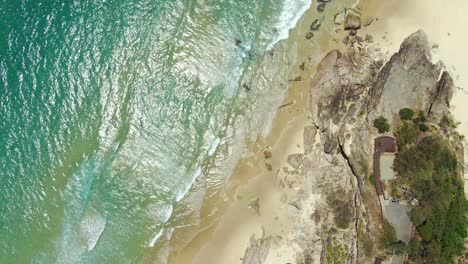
326,243 -> 348,264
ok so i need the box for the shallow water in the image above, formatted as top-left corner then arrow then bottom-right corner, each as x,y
0,0 -> 311,262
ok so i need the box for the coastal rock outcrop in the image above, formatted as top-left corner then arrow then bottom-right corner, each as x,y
242,30 -> 459,264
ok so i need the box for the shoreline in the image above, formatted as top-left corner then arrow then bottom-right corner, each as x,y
165,1 -> 468,263
166,0 -> 360,263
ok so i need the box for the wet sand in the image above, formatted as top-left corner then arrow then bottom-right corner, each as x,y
166,1 -> 468,263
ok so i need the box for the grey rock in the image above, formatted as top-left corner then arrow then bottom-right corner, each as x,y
367,30 -> 444,122
306,32 -> 314,39
303,126 -> 317,154
242,233 -> 272,264
287,154 -> 304,169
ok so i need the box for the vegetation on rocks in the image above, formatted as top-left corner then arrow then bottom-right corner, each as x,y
395,134 -> 467,263
373,116 -> 390,133
399,108 -> 415,120
326,242 -> 347,264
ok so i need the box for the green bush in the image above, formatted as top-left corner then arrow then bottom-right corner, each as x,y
399,108 -> 415,120
413,111 -> 427,124
396,122 -> 419,149
419,123 -> 429,132
373,116 -> 390,134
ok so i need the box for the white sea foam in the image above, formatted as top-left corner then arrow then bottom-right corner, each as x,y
148,228 -> 164,247
267,0 -> 312,49
175,166 -> 202,202
207,137 -> 221,156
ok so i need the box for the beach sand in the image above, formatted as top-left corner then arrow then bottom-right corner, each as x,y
166,1 -> 468,263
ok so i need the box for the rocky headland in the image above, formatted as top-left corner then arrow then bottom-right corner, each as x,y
241,27 -> 465,264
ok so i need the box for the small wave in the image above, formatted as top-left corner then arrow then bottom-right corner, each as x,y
267,0 -> 312,49
148,228 -> 164,248
81,211 -> 107,252
175,166 -> 202,202
207,137 -> 221,156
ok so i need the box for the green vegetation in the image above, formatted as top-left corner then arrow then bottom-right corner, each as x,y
413,111 -> 427,124
373,116 -> 390,134
326,243 -> 348,264
418,123 -> 429,132
440,114 -> 460,129
399,108 -> 415,120
395,135 -> 467,263
395,122 -> 419,149
369,174 -> 375,186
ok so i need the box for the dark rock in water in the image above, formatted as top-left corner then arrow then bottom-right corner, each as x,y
344,13 -> 361,30
310,19 -> 321,31
263,148 -> 272,159
268,49 -> 275,56
243,83 -> 251,91
299,62 -> 305,71
305,32 -> 314,39
317,3 -> 326,12
317,0 -> 331,2
235,39 -> 242,47
265,162 -> 273,171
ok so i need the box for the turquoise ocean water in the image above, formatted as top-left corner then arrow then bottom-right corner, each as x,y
0,0 -> 312,262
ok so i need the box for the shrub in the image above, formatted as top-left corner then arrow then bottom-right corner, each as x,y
413,111 -> 427,124
373,116 -> 390,133
396,122 -> 419,149
399,108 -> 415,120
419,123 -> 429,132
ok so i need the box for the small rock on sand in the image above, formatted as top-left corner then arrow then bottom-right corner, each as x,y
263,148 -> 272,159
344,13 -> 361,31
305,32 -> 314,39
248,198 -> 260,215
317,3 -> 325,13
310,19 -> 321,31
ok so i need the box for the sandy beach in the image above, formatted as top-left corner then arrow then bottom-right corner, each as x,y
166,1 -> 468,263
